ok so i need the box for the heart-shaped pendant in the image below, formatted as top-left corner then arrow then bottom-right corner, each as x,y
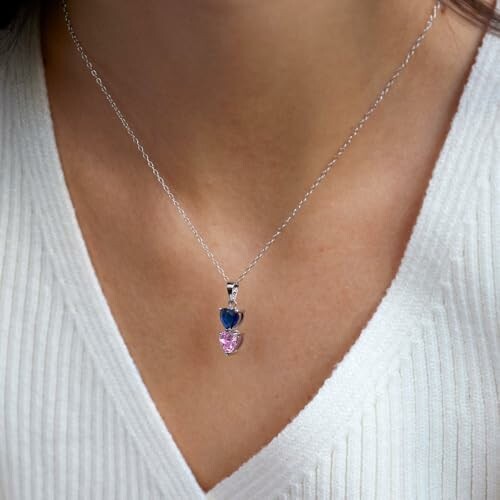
219,307 -> 244,329
218,282 -> 245,356
218,330 -> 243,355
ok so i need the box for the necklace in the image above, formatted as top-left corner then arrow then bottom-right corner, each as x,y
61,0 -> 440,355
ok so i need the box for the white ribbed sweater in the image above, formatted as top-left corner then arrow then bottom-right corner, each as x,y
1,11 -> 499,500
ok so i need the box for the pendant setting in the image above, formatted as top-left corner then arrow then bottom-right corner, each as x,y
218,282 -> 244,355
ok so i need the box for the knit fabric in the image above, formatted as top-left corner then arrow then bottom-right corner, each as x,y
0,10 -> 499,500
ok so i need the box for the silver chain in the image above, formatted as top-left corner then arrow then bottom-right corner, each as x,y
61,0 -> 440,285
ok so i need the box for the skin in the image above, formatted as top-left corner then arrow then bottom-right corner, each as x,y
42,0 -> 486,491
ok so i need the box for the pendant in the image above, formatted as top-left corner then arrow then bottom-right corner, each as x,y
218,282 -> 244,355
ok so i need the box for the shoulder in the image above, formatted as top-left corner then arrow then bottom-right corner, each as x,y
0,9 -> 41,176
0,7 -> 41,98
461,32 -> 500,271
454,31 -> 500,325
475,34 -> 500,228
449,31 -> 500,205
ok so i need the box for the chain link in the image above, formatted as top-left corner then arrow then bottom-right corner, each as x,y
61,0 -> 440,285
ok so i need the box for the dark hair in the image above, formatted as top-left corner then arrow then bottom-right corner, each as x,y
446,0 -> 500,32
1,0 -> 499,33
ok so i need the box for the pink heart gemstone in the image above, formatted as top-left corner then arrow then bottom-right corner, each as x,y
219,330 -> 243,355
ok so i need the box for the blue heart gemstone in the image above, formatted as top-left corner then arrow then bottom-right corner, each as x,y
219,308 -> 243,329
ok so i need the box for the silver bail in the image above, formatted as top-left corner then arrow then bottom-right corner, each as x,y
226,282 -> 239,308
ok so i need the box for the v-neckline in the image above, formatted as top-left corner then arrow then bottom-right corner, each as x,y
20,8 -> 495,498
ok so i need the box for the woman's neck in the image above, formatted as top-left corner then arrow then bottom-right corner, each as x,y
43,0 -> 438,206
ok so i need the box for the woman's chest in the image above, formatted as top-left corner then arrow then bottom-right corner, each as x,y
50,132 -> 440,492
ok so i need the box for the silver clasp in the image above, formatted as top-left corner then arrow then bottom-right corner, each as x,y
226,282 -> 239,308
